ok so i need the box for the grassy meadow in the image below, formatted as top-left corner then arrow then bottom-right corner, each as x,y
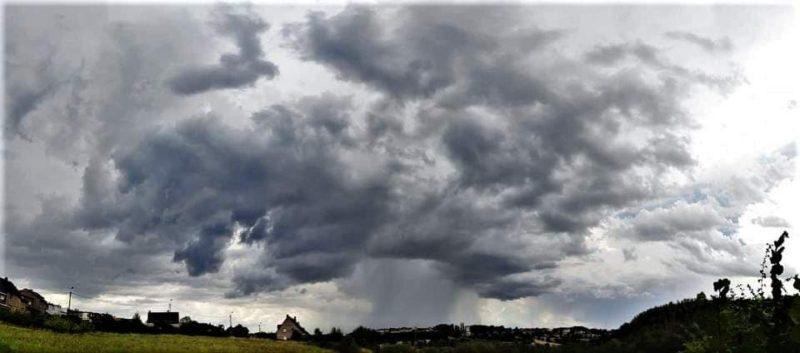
0,322 -> 332,353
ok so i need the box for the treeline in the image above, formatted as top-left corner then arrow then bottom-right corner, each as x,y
355,297 -> 800,353
0,309 -> 252,338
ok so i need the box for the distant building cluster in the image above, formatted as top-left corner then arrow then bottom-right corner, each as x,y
366,324 -> 609,347
0,276 -> 312,340
1,277 -> 52,315
3,275 -> 608,345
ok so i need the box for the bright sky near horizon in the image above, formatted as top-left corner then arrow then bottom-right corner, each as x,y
2,2 -> 798,332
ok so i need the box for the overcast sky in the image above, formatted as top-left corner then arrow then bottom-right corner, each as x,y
2,3 -> 799,332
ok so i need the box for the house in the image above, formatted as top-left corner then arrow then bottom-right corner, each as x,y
46,302 -> 66,316
67,310 -> 95,321
146,311 -> 180,327
19,288 -> 48,314
276,315 -> 310,341
0,277 -> 26,312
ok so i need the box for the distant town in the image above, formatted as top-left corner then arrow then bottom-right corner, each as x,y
1,275 -> 608,347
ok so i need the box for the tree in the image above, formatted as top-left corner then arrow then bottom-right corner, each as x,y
227,324 -> 249,338
329,327 -> 344,341
770,231 -> 789,299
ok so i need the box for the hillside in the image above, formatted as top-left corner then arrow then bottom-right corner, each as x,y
0,322 -> 331,353
359,296 -> 800,353
542,296 -> 800,353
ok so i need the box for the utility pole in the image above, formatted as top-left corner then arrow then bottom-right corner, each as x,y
67,286 -> 74,313
259,322 -> 262,333
168,299 -> 172,312
229,312 -> 233,329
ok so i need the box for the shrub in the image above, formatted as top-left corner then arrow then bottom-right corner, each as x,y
0,309 -> 40,327
382,344 -> 417,353
335,337 -> 362,353
43,316 -> 93,333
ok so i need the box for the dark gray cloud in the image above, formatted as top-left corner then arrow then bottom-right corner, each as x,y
5,4 -> 786,314
276,5 -> 738,299
3,5 -> 239,298
473,276 -> 562,301
626,202 -> 728,242
3,39 -> 64,139
105,104 -> 393,295
174,222 -> 234,276
287,6 -> 560,102
665,31 -> 733,52
5,83 -> 58,138
286,7 -> 460,99
168,6 -> 278,95
585,41 -> 660,66
5,193 -> 181,297
622,248 -> 638,262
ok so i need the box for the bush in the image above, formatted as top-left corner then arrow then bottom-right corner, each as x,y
382,344 -> 417,353
335,337 -> 362,353
43,316 -> 93,333
0,309 -> 41,327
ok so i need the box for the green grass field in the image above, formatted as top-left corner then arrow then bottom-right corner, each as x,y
0,322 -> 332,353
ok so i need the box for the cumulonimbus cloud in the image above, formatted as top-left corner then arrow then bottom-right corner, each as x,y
89,6 -> 749,300
4,5 -> 791,307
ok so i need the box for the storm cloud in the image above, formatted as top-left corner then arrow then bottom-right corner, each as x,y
5,5 -> 751,298
4,4 -> 797,329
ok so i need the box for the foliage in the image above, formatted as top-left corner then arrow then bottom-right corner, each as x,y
177,319 -> 227,337
227,324 -> 250,338
537,231 -> 800,353
334,337 -> 362,353
376,341 -> 539,353
770,231 -> 790,299
42,316 -> 93,333
0,309 -> 43,327
381,344 -> 416,353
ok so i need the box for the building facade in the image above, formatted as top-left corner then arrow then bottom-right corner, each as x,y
146,311 -> 180,327
19,289 -> 48,314
276,315 -> 310,341
0,277 -> 26,312
47,302 -> 66,316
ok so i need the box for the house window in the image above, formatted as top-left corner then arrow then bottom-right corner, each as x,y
0,293 -> 6,303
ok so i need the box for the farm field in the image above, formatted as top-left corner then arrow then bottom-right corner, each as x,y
0,322 -> 332,353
